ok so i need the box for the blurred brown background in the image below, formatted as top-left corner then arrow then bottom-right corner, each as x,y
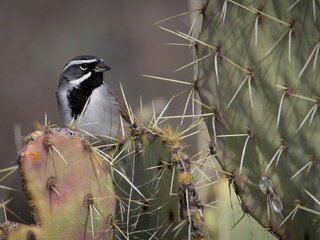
0,0 -> 193,221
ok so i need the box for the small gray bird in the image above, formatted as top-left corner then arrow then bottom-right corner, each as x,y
56,55 -> 129,141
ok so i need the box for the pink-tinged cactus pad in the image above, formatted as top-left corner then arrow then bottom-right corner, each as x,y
5,128 -> 116,240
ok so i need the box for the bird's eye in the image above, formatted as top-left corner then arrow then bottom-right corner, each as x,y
79,63 -> 88,70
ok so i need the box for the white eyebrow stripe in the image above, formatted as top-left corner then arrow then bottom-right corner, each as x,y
69,72 -> 92,87
63,59 -> 98,71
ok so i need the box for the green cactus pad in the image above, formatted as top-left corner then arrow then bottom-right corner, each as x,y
191,0 -> 320,239
112,124 -> 205,239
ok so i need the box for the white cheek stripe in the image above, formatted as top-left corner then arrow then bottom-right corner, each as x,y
70,72 -> 92,87
63,59 -> 98,71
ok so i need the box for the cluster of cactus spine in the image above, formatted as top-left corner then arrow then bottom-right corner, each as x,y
110,122 -> 206,239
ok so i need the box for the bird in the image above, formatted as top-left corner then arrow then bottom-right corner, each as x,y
56,55 -> 129,142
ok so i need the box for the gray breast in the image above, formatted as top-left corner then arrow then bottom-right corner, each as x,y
58,83 -> 122,140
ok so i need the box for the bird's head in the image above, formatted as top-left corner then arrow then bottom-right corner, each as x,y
60,55 -> 111,89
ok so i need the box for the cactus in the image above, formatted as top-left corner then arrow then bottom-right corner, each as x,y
0,127 -> 116,240
184,0 -> 320,239
0,117 -> 206,239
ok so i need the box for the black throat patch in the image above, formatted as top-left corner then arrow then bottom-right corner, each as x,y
67,73 -> 103,119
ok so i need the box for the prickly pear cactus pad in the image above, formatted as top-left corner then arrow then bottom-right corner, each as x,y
188,0 -> 320,239
112,124 -> 205,239
1,127 -> 116,240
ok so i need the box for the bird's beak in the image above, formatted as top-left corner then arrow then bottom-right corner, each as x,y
94,62 -> 111,73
